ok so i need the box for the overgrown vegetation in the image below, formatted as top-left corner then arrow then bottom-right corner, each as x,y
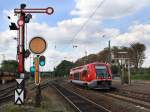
0,60 -> 18,72
131,68 -> 150,80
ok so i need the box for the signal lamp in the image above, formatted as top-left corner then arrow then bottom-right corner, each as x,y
39,55 -> 45,66
25,14 -> 32,23
30,66 -> 35,73
18,19 -> 24,26
24,49 -> 31,58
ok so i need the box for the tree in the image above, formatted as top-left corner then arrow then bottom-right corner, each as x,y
130,42 -> 146,69
98,48 -> 109,62
1,60 -> 18,72
54,60 -> 74,77
75,54 -> 100,66
74,42 -> 146,70
75,56 -> 87,66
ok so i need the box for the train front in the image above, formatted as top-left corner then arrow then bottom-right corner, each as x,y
88,63 -> 112,89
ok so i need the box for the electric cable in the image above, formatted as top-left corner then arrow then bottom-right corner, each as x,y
70,0 -> 106,47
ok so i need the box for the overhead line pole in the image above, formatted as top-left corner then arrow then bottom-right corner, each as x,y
108,40 -> 111,64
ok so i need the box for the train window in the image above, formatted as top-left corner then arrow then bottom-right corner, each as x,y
74,72 -> 80,80
95,66 -> 109,78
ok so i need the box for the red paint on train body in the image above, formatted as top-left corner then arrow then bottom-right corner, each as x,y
69,62 -> 112,89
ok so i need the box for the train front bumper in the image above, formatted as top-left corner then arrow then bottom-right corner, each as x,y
87,80 -> 112,89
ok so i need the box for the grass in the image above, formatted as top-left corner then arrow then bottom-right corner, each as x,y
131,73 -> 150,80
0,103 -> 35,112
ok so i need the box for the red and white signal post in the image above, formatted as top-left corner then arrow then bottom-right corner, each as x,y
14,4 -> 54,105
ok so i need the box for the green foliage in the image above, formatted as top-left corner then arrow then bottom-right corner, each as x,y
131,73 -> 150,80
54,60 -> 74,77
130,68 -> 150,80
1,60 -> 18,72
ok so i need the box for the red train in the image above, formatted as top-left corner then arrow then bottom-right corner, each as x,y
69,62 -> 112,89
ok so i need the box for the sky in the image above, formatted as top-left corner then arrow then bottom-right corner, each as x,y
0,0 -> 150,71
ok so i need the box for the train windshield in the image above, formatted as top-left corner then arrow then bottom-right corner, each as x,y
95,66 -> 109,78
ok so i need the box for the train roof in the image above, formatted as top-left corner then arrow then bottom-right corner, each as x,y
70,62 -> 109,71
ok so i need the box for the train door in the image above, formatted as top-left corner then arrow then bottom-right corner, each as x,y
81,69 -> 87,81
82,66 -> 88,81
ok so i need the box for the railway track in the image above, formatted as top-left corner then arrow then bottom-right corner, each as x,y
0,85 -> 16,95
51,82 -> 111,112
0,93 -> 14,104
0,80 -> 34,99
55,80 -> 150,111
0,82 -> 17,104
0,86 -> 15,105
0,83 -> 16,92
105,88 -> 150,109
68,80 -> 150,105
0,81 -> 33,105
0,80 -> 50,105
113,88 -> 150,103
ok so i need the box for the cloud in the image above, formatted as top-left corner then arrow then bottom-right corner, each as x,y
26,20 -> 150,68
114,24 -> 150,46
0,1 -> 150,71
0,30 -> 17,58
3,10 -> 18,23
1,21 -> 150,71
71,0 -> 150,19
27,17 -> 102,45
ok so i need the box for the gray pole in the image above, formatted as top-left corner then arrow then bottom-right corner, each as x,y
84,50 -> 87,65
108,40 -> 111,63
121,59 -> 123,85
128,59 -> 131,85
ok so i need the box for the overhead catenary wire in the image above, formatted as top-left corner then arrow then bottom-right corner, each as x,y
70,0 -> 106,47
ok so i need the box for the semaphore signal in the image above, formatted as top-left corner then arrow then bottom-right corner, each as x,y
12,3 -> 54,105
